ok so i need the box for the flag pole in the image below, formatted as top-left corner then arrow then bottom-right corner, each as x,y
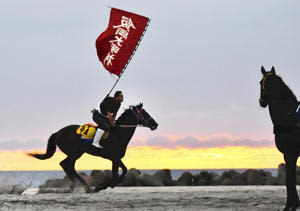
105,17 -> 151,97
106,75 -> 122,97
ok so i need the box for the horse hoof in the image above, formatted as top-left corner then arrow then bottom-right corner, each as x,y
283,201 -> 300,211
85,187 -> 95,193
110,181 -> 117,189
86,189 -> 96,193
94,184 -> 107,192
291,203 -> 300,211
69,186 -> 75,193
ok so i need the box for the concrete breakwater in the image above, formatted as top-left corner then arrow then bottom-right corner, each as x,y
39,163 -> 292,188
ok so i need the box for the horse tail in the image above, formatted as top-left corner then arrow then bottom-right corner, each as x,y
27,133 -> 57,160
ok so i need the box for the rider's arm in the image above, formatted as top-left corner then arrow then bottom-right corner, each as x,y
107,112 -> 115,126
112,112 -> 117,123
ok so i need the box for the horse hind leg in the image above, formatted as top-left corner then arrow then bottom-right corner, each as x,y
60,155 -> 93,193
60,157 -> 76,192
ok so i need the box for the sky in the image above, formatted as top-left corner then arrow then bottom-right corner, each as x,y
0,0 -> 300,170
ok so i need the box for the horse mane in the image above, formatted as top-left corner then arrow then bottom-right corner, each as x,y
115,106 -> 135,124
268,74 -> 298,104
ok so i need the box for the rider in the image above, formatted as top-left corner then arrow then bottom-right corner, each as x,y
92,91 -> 123,144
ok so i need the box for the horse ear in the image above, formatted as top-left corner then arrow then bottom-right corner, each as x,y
137,103 -> 143,109
261,66 -> 267,75
271,66 -> 276,74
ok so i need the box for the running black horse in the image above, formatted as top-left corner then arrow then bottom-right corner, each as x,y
27,103 -> 158,192
259,66 -> 300,211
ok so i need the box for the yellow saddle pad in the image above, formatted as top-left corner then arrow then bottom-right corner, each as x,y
76,123 -> 97,140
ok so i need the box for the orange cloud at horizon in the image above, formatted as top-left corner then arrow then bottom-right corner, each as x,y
0,146 -> 287,171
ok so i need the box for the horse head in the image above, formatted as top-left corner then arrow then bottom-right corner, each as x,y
259,66 -> 276,108
130,103 -> 158,130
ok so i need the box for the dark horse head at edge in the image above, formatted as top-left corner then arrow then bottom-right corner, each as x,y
259,66 -> 298,110
259,66 -> 300,211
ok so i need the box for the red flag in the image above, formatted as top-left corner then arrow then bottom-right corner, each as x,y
96,8 -> 150,76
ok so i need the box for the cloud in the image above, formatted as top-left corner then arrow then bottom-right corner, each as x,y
144,136 -> 174,148
0,135 -> 275,151
0,138 -> 46,151
131,136 -> 274,149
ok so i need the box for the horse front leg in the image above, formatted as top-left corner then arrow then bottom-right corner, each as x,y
94,160 -> 119,192
110,160 -> 120,188
94,160 -> 127,191
283,153 -> 300,211
110,160 -> 128,187
115,160 -> 127,184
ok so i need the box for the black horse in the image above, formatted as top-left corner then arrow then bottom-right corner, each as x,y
259,66 -> 300,211
27,103 -> 158,192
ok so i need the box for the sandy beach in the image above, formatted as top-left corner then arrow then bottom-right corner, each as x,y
0,186 -> 291,211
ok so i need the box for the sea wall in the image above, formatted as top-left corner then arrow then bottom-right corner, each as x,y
39,163 -> 295,188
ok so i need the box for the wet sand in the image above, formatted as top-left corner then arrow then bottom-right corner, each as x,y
0,186 -> 291,211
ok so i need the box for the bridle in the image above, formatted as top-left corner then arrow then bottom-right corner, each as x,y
261,72 -> 273,95
117,107 -> 152,128
130,107 -> 152,125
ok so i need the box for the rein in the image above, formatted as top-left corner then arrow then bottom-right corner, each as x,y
115,107 -> 151,128
117,124 -> 147,128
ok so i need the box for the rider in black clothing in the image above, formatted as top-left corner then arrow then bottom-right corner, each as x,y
92,91 -> 123,131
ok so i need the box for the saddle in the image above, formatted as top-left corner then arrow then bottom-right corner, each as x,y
76,123 -> 109,143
